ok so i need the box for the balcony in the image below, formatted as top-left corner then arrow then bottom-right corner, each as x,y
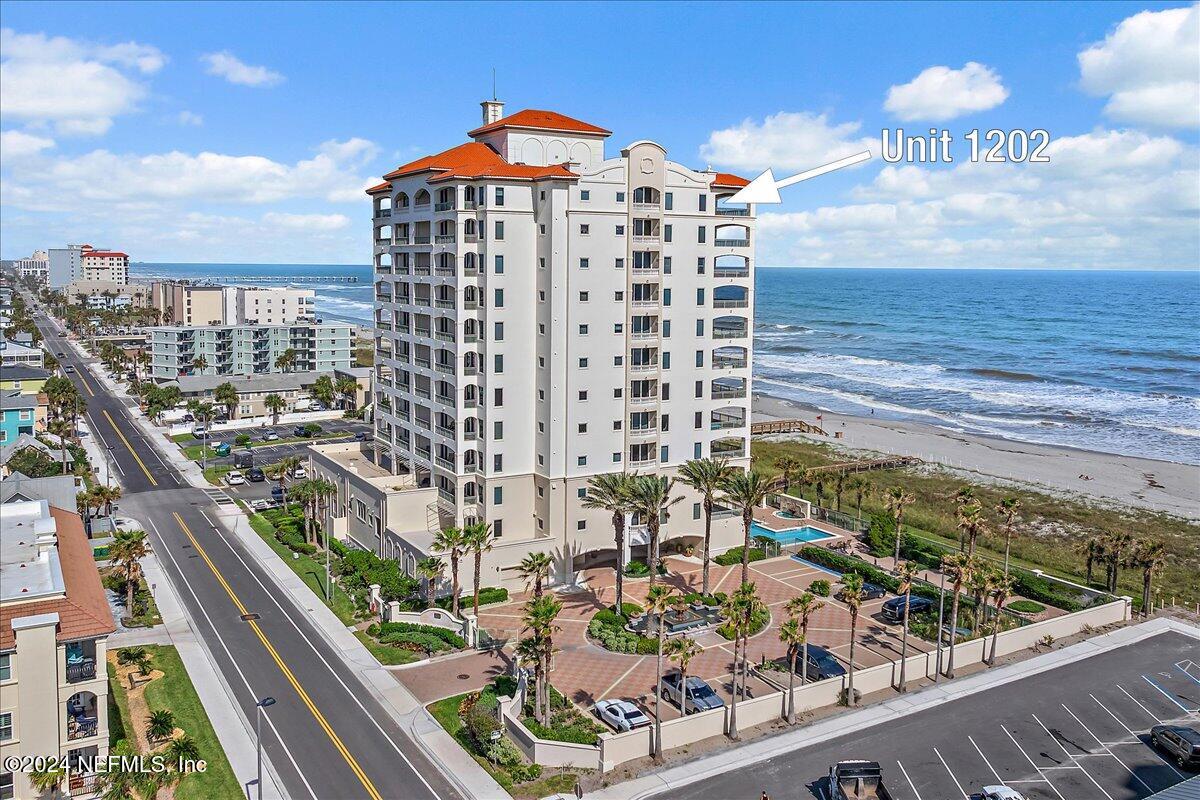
715,206 -> 750,216
374,208 -> 392,219
435,393 -> 454,405
629,425 -> 658,438
463,200 -> 478,210
711,384 -> 747,400
632,201 -> 660,213
631,327 -> 660,341
435,455 -> 455,470
434,235 -> 455,244
435,424 -> 455,438
435,331 -> 455,343
415,386 -> 432,399
629,393 -> 658,406
712,325 -> 748,339
711,411 -> 746,430
66,691 -> 99,741
715,238 -> 750,248
434,201 -> 454,212
435,264 -> 455,277
435,299 -> 455,309
711,439 -> 746,458
712,355 -> 748,369
629,360 -> 659,373
713,298 -> 749,309
413,235 -> 431,245
66,658 -> 96,683
714,266 -> 750,278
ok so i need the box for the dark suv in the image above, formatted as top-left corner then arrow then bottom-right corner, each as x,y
794,644 -> 847,681
838,581 -> 886,601
881,594 -> 935,622
1150,724 -> 1200,769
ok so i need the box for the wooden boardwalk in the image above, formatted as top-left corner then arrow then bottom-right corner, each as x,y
805,455 -> 922,475
750,418 -> 827,436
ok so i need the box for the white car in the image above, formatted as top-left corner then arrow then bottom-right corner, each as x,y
979,788 -> 1026,800
263,431 -> 280,441
290,466 -> 307,479
595,699 -> 650,732
225,471 -> 246,486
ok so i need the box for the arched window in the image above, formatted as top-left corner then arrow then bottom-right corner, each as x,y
396,192 -> 410,209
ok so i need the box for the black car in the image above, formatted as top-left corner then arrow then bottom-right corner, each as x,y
354,431 -> 368,441
792,644 -> 846,681
1151,724 -> 1200,768
293,425 -> 309,437
839,581 -> 886,601
881,594 -> 935,622
246,467 -> 266,482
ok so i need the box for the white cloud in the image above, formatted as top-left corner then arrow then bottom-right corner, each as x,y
1078,5 -> 1200,128
263,212 -> 351,231
177,110 -> 204,126
699,111 -> 876,172
1,129 -> 55,157
0,28 -> 165,136
757,129 -> 1198,269
884,62 -> 1009,121
201,51 -> 284,87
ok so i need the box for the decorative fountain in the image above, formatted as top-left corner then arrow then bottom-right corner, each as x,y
628,598 -> 724,637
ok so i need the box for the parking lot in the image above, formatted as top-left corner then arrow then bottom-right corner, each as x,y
468,552 -> 935,724
665,630 -> 1200,800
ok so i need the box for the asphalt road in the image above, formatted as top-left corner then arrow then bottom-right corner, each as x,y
38,315 -> 461,800
664,631 -> 1200,800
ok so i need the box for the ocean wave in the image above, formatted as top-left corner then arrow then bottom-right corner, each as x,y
1103,347 -> 1200,363
958,367 -> 1051,383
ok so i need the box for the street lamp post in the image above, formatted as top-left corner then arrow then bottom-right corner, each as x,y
934,569 -> 946,683
254,696 -> 276,800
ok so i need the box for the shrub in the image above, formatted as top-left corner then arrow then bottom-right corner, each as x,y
485,736 -> 524,767
623,560 -> 650,577
714,547 -> 766,566
1007,599 -> 1046,614
592,609 -> 625,628
588,610 -> 658,655
492,675 -> 518,698
508,763 -> 542,783
463,702 -> 500,748
435,586 -> 507,610
810,579 -> 831,597
864,513 -> 897,557
682,592 -> 723,607
609,602 -> 643,617
377,621 -> 465,649
366,623 -> 379,637
235,434 -> 251,446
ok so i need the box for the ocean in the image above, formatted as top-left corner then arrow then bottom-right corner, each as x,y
131,262 -> 1200,465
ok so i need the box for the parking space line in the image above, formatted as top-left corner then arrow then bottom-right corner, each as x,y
1062,703 -> 1154,795
933,747 -> 968,799
1032,713 -> 1115,800
1002,723 -> 1069,800
1119,684 -> 1165,723
1176,661 -> 1200,686
968,735 -> 1004,784
598,656 -> 647,701
1142,675 -> 1199,714
896,760 -> 923,800
1092,695 -> 1188,782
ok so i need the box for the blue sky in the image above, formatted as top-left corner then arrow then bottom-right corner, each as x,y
1,1 -> 1196,267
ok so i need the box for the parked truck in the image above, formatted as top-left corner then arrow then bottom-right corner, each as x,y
828,760 -> 894,800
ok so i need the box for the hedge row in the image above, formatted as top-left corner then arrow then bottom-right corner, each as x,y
377,621 -> 466,649
795,546 -> 974,609
714,546 -> 766,566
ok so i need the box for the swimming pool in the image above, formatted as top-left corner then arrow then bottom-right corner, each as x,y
750,522 -> 836,546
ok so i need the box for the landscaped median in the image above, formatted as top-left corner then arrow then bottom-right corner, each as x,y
106,644 -> 240,800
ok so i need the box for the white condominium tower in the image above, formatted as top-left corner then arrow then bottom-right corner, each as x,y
366,101 -> 754,583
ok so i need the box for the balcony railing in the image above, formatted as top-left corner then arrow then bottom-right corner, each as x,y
713,327 -> 748,339
629,361 -> 659,373
463,200 -> 478,210
414,327 -> 432,339
435,456 -> 455,470
713,299 -> 749,308
628,455 -> 656,467
711,417 -> 745,430
631,329 -> 659,340
66,659 -> 96,683
435,299 -> 455,309
434,201 -> 454,212
715,207 -> 750,216
67,715 -> 98,741
435,425 -> 455,438
435,362 -> 455,375
413,235 -> 431,245
712,356 -> 748,369
435,331 -> 455,343
463,234 -> 478,243
711,385 -> 747,399
435,265 -> 455,277
629,394 -> 658,405
714,267 -> 750,278
711,443 -> 746,457
632,202 -> 660,212
715,238 -> 750,248
435,394 -> 454,405
434,235 -> 455,244
632,235 -> 660,245
375,209 -> 392,218
629,425 -> 658,437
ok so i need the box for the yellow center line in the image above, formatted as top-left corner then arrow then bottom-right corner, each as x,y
172,513 -> 383,800
101,409 -> 158,487
77,372 -> 95,396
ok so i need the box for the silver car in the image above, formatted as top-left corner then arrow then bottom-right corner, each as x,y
595,699 -> 650,732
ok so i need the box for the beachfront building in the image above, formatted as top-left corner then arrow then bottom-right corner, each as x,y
149,281 -> 317,327
13,251 -> 49,285
312,100 -> 756,591
163,368 -> 367,419
47,245 -> 89,290
146,322 -> 352,380
80,251 -> 129,285
0,499 -> 116,799
65,280 -> 153,310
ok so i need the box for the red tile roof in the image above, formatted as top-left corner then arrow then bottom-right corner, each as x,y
1,506 -> 115,649
382,141 -> 577,184
468,109 -> 610,138
366,181 -> 392,195
83,251 -> 129,259
711,172 -> 750,188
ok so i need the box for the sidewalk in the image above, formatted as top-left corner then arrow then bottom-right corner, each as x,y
132,399 -> 507,800
574,616 -> 1200,800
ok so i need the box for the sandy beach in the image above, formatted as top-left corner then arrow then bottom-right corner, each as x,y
753,393 -> 1200,520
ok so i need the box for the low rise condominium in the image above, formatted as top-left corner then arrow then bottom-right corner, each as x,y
150,281 -> 316,326
147,322 -> 352,380
322,100 -> 755,591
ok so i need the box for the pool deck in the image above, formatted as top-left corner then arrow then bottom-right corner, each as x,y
751,506 -> 851,541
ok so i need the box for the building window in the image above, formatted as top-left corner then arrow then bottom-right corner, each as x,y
493,454 -> 503,471
660,445 -> 669,463
663,256 -> 672,274
663,352 -> 671,369
494,421 -> 504,439
495,322 -> 504,340
579,291 -> 589,302
580,224 -> 590,235
699,194 -> 708,211
662,414 -> 670,431
492,486 -> 504,506
494,519 -> 503,537
663,288 -> 671,306
616,191 -> 625,202
695,411 -> 703,428
694,502 -> 702,520
695,380 -> 703,398
577,519 -> 587,530
579,357 -> 589,368
581,189 -> 590,201
578,487 -> 587,498
696,350 -> 704,367
580,257 -> 590,269
0,771 -> 11,800
613,355 -> 623,366
615,257 -> 625,269
696,319 -> 705,336
694,442 -> 703,458
697,288 -> 706,305
579,324 -> 589,335
494,289 -> 504,308
495,187 -> 505,206
665,192 -> 674,210
663,320 -> 671,338
613,452 -> 622,462
698,226 -> 706,244
613,323 -> 623,334
539,257 -> 546,269
579,390 -> 588,400
662,383 -> 670,400
578,423 -> 588,433
614,291 -> 624,301
613,388 -> 623,398
0,653 -> 9,681
494,255 -> 504,273
664,225 -> 672,243
494,354 -> 504,373
494,388 -> 503,406
495,221 -> 505,240
616,224 -> 625,235
0,712 -> 11,740
613,420 -> 622,430
578,456 -> 587,466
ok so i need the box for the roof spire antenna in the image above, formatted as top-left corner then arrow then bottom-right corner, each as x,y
492,67 -> 497,101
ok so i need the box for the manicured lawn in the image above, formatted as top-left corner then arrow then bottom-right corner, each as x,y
107,670 -> 132,746
202,465 -> 233,485
354,630 -> 419,666
246,511 -> 359,626
170,433 -> 194,444
427,692 -> 514,790
114,645 -> 241,800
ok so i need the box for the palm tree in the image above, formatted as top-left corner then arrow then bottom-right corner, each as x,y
99,484 -> 122,518
626,475 -> 683,590
1102,531 -> 1134,593
264,393 -> 286,425
784,592 -> 824,685
521,594 -> 563,726
518,551 -> 552,599
582,473 -> 635,608
269,455 -> 301,509
719,469 -> 773,585
666,635 -> 701,719
884,486 -> 915,563
336,375 -> 359,410
109,529 -> 148,617
27,761 -> 65,797
312,374 -> 336,408
192,355 -> 208,374
1131,539 -> 1167,617
117,646 -> 151,677
311,478 -> 336,548
778,616 -> 804,724
957,501 -> 986,558
274,348 -> 297,372
840,573 -> 864,706
795,469 -> 815,504
416,556 -> 444,608
48,418 -> 73,475
895,561 -> 919,692
432,526 -> 469,617
848,477 -> 871,522
833,471 -> 848,512
774,456 -> 803,494
214,381 -> 239,420
988,572 -> 1015,665
646,584 -> 676,762
994,497 -> 1021,576
464,521 -> 494,617
167,734 -> 201,765
146,708 -> 176,743
723,581 -> 764,740
677,457 -> 734,596
289,480 -> 316,545
954,485 -> 976,507
1080,536 -> 1102,585
941,553 -> 974,678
